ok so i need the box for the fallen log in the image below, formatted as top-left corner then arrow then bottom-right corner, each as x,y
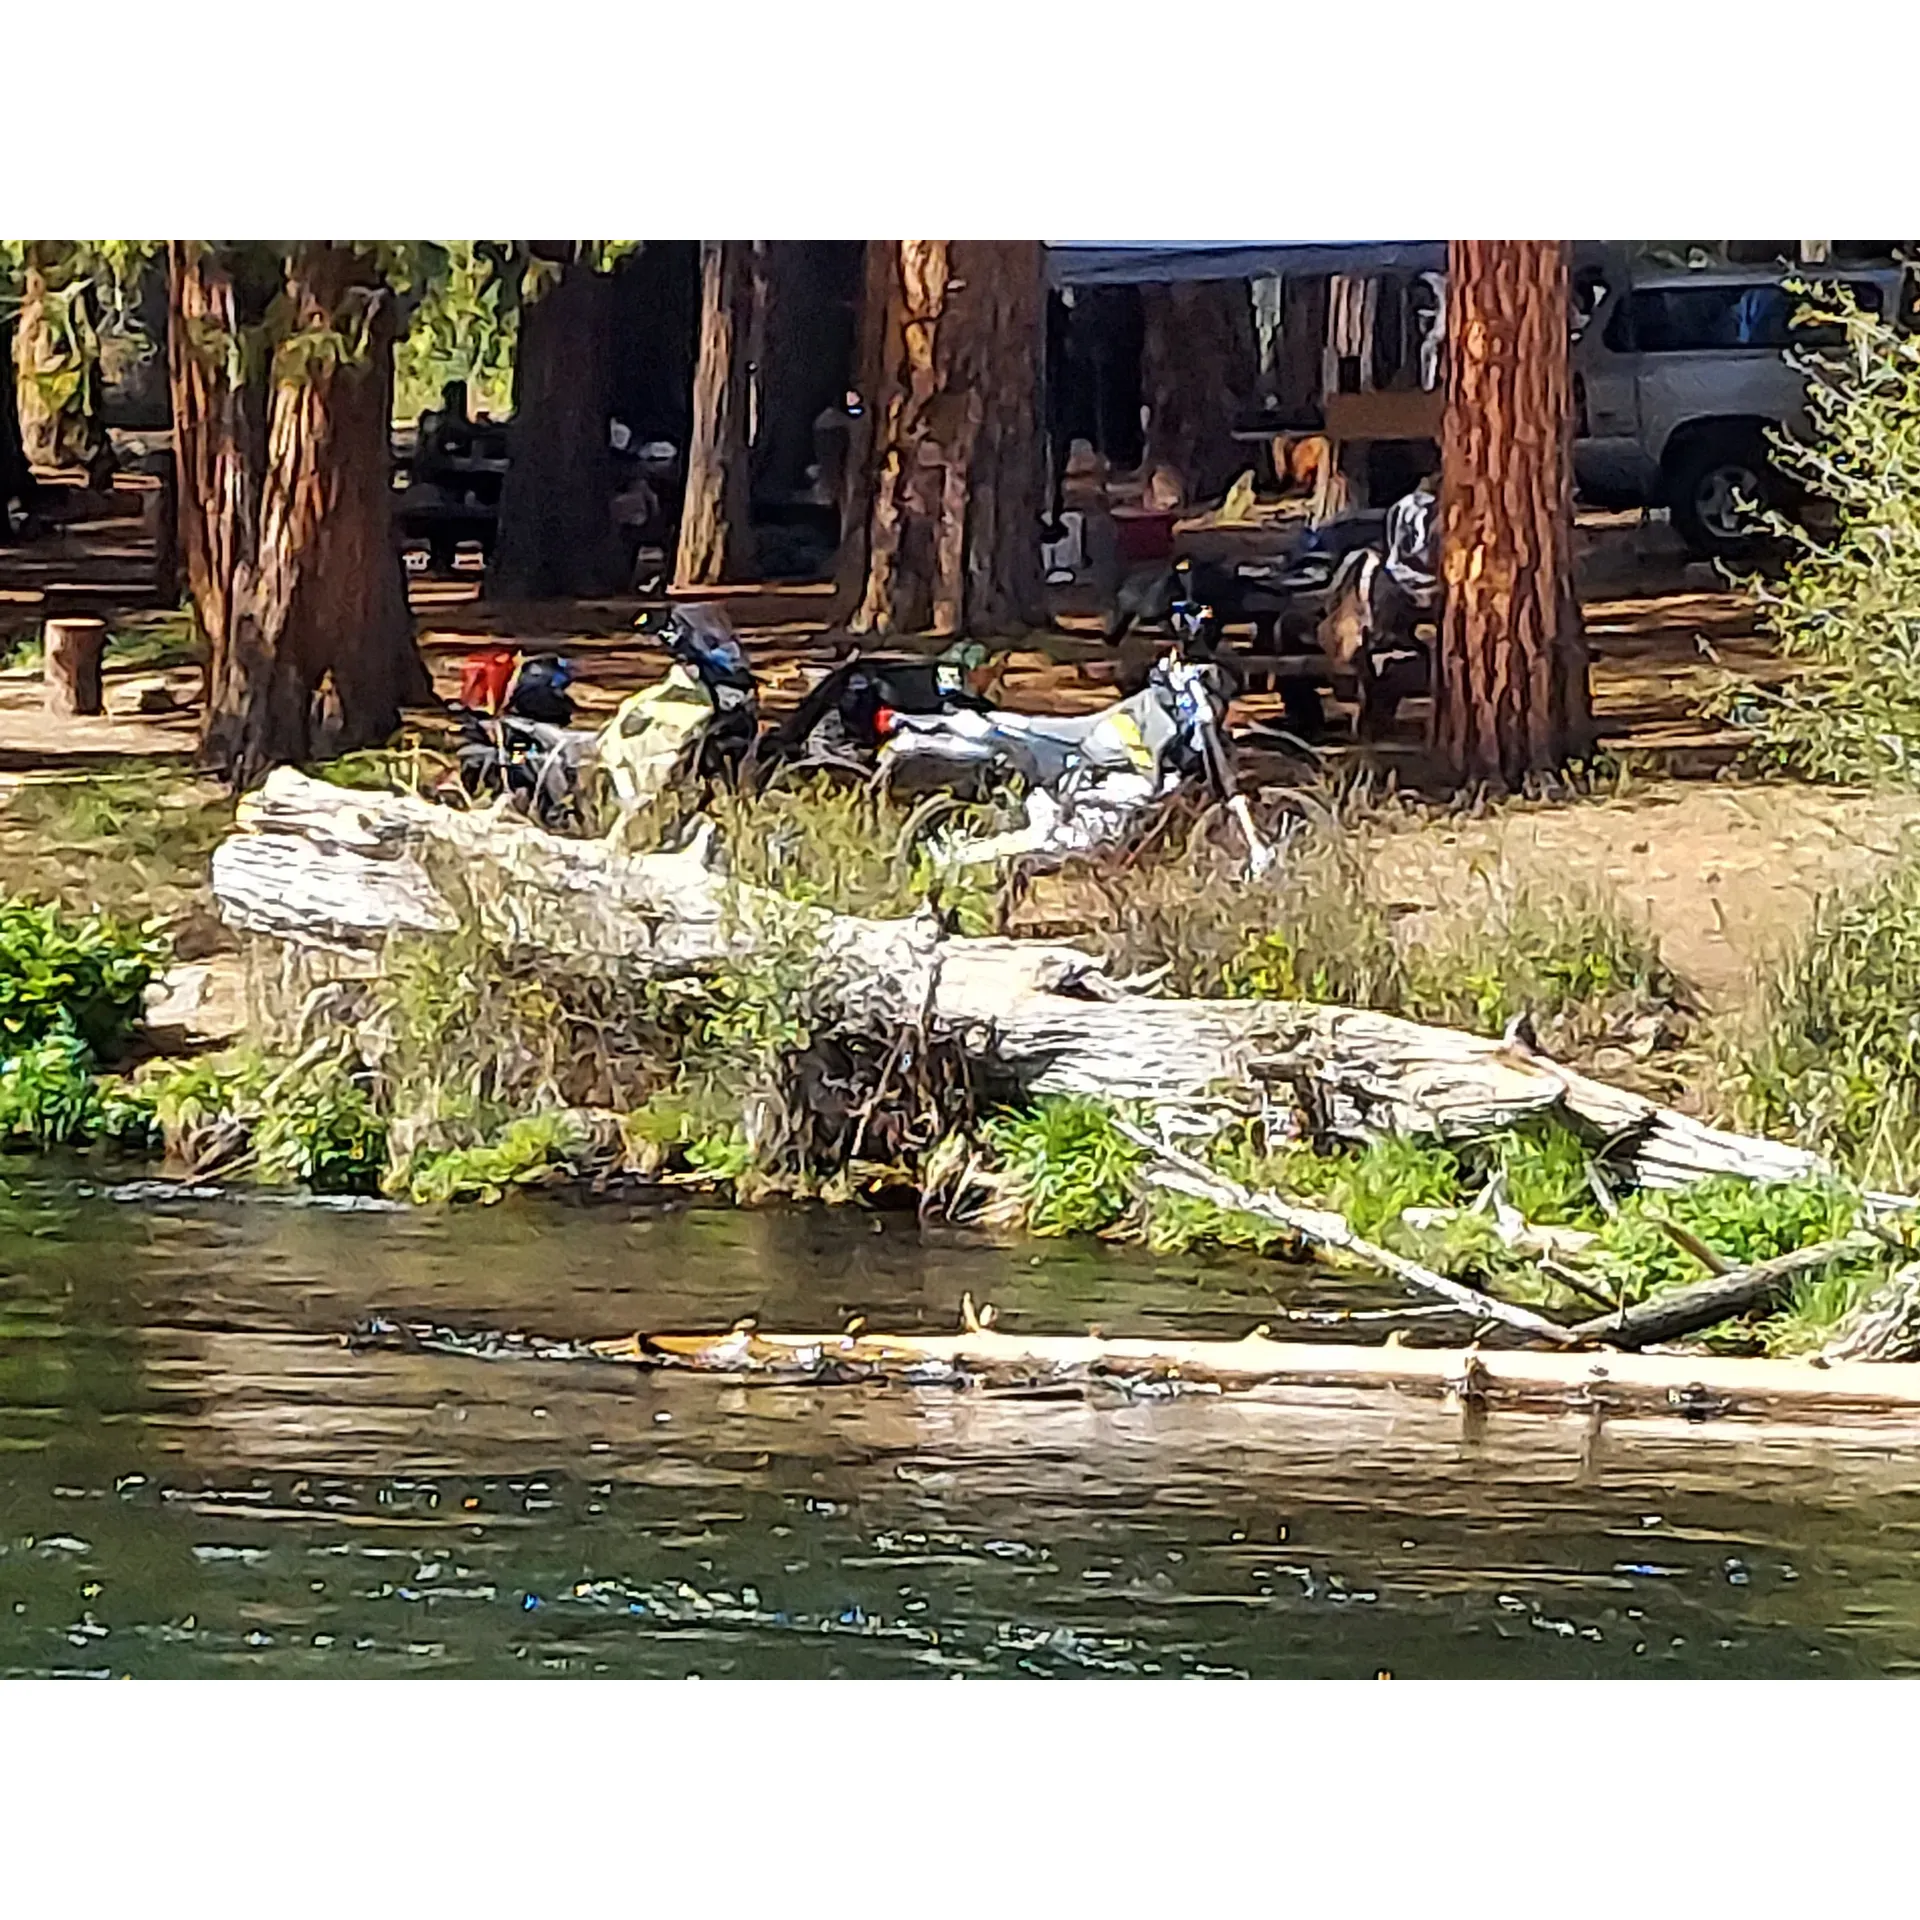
578,1307 -> 1920,1424
350,1301 -> 1920,1424
1110,1116 -> 1578,1347
211,769 -> 1883,1201
1569,1233 -> 1884,1351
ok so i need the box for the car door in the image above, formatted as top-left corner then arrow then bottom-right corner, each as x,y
1572,290 -> 1652,497
1630,285 -> 1808,459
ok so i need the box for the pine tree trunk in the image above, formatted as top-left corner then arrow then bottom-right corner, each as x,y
749,241 -> 830,502
846,240 -> 1045,638
1139,279 -> 1260,504
170,242 -> 429,789
1431,240 -> 1590,789
832,240 -> 895,612
674,241 -> 756,588
488,246 -> 626,600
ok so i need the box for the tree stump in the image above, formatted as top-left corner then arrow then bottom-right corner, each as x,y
43,618 -> 108,717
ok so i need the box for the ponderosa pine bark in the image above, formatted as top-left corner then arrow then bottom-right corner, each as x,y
1431,240 -> 1590,789
844,240 -> 1046,638
674,241 -> 756,588
169,241 -> 430,788
1139,278 -> 1260,504
488,245 -> 627,600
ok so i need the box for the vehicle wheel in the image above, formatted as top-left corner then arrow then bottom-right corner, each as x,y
1667,430 -> 1779,561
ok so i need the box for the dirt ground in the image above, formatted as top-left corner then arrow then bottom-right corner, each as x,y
1369,784 -> 1920,1010
0,474 -> 1904,1023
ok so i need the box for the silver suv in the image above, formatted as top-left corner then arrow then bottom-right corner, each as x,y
1571,265 -> 1909,559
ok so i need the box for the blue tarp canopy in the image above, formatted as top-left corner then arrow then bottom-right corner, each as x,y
1046,241 -> 1447,287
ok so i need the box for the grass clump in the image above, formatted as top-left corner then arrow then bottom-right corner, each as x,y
1400,876 -> 1680,1050
1069,805 -> 1402,1006
1703,287 -> 1920,785
706,776 -> 1002,932
0,764 -> 233,929
1721,855 -> 1920,1190
1067,804 -> 1684,1072
396,1112 -> 588,1205
979,1098 -> 1146,1237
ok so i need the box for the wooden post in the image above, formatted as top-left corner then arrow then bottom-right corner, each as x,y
44,618 -> 108,716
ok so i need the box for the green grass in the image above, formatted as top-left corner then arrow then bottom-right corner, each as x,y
0,763 -> 233,929
1721,854 -> 1920,1191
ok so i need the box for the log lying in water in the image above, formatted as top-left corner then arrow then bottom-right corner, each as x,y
569,1305 -> 1920,1425
212,769 -> 1845,1196
1569,1233 -> 1885,1351
1110,1115 -> 1578,1347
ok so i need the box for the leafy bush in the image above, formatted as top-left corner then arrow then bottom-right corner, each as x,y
0,897 -> 164,1060
251,1056 -> 388,1193
0,1026 -> 111,1149
1705,286 -> 1920,784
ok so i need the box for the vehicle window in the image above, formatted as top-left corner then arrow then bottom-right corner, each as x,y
1614,282 -> 1883,352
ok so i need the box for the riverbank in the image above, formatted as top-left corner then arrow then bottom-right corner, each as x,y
7,735 -> 1920,1370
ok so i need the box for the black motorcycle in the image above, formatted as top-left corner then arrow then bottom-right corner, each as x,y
452,654 -> 595,829
751,640 -> 994,782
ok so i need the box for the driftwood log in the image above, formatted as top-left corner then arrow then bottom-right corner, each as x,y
213,769 -> 1846,1195
356,1303 -> 1920,1427
575,1307 -> 1920,1424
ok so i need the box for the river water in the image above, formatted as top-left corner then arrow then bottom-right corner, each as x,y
4,1173 -> 1919,1679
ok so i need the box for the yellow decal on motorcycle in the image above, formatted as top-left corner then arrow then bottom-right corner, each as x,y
1107,711 -> 1155,772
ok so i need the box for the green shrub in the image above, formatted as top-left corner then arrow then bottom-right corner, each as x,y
1704,286 -> 1920,784
0,897 -> 164,1060
251,1056 -> 388,1193
1588,1174 -> 1869,1307
1489,1118 -> 1604,1226
0,1025 -> 109,1149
